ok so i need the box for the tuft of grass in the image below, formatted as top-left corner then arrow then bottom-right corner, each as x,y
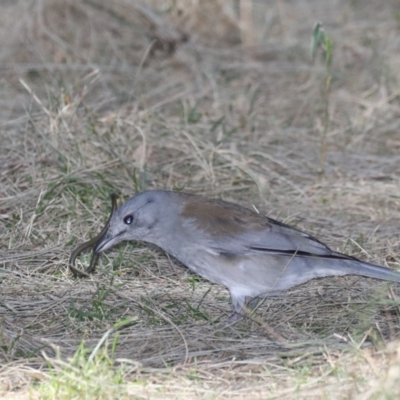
68,278 -> 128,323
311,22 -> 333,177
35,324 -> 138,400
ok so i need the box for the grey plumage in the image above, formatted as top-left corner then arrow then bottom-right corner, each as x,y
94,190 -> 400,317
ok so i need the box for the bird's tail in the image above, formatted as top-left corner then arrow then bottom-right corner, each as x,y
287,254 -> 400,286
343,258 -> 400,283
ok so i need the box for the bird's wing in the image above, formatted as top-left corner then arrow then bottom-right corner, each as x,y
210,219 -> 347,258
179,197 -> 348,258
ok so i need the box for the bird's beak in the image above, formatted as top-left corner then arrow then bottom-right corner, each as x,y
93,231 -> 115,254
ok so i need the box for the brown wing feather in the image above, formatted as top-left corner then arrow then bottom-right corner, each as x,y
180,196 -> 270,237
179,194 -> 333,255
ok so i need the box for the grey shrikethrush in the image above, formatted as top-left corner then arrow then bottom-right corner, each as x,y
93,190 -> 400,319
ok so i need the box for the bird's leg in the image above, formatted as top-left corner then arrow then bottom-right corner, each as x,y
220,293 -> 248,325
247,297 -> 260,310
224,311 -> 245,325
222,295 -> 269,327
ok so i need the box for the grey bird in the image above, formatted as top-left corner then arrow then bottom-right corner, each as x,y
93,190 -> 400,319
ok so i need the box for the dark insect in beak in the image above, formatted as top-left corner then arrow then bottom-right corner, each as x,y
68,193 -> 118,278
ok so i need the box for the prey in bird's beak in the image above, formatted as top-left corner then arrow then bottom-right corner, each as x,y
69,194 -> 119,277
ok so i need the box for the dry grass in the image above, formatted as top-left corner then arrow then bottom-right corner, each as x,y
1,0 -> 400,398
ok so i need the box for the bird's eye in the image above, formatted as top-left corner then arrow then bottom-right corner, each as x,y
124,215 -> 134,225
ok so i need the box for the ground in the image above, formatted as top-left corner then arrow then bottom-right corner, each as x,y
1,0 -> 400,398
